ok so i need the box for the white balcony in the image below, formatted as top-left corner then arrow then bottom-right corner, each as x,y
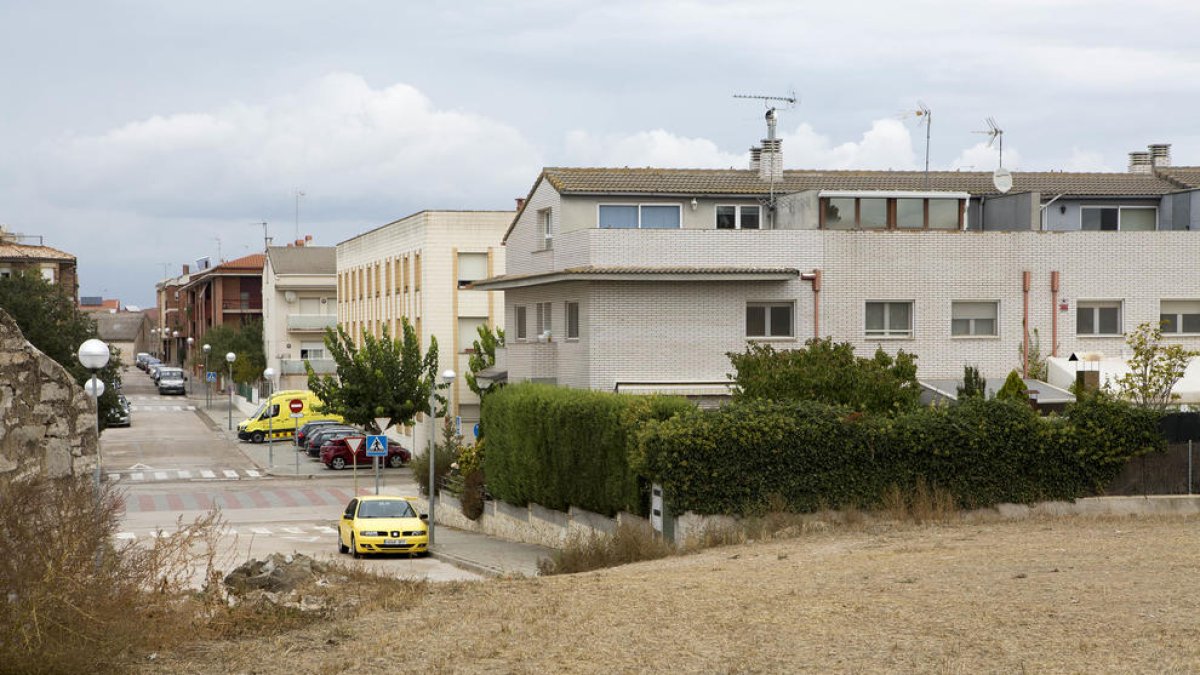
287,314 -> 337,331
280,358 -> 336,375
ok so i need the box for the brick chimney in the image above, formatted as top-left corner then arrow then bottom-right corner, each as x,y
515,197 -> 526,211
182,264 -> 190,275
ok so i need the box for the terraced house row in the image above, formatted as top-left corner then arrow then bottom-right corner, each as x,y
475,139 -> 1200,405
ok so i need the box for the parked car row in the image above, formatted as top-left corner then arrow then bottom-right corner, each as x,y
292,420 -> 412,471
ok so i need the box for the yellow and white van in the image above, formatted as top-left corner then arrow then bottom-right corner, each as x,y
237,390 -> 343,443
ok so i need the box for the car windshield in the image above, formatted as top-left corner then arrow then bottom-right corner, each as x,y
357,500 -> 416,519
159,368 -> 183,378
250,402 -> 268,418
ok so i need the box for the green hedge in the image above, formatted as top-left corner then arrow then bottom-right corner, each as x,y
639,395 -> 1163,515
482,383 -> 691,516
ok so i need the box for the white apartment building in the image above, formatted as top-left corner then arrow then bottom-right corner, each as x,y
262,245 -> 338,390
475,139 -> 1200,405
337,210 -> 510,448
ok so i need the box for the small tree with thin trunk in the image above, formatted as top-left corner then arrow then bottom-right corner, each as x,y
1114,321 -> 1199,411
306,319 -> 440,433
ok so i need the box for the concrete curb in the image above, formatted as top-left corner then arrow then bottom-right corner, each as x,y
428,549 -> 512,578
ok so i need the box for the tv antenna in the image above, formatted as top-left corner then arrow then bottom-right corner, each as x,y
159,262 -> 174,279
973,117 -> 1005,168
251,221 -> 269,251
213,235 -> 223,263
733,92 -> 798,225
294,189 -> 306,242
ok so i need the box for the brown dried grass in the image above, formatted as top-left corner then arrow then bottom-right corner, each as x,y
139,512 -> 1200,674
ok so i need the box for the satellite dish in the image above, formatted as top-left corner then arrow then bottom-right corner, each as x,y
993,167 -> 1013,194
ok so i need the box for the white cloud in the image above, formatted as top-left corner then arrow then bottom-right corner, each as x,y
1062,147 -> 1114,172
950,142 -> 1018,172
40,73 -> 543,217
783,119 -> 918,170
562,129 -> 745,168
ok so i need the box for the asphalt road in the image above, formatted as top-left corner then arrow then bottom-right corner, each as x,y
106,365 -> 480,584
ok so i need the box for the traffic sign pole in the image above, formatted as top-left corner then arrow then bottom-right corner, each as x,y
288,398 -> 304,475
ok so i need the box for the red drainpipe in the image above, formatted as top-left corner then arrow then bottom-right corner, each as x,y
1050,271 -> 1060,357
1022,270 -> 1031,377
801,270 -> 822,338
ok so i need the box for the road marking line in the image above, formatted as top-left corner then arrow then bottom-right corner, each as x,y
200,470 -> 216,478
223,470 -> 239,479
177,470 -> 192,479
115,532 -> 136,540
282,527 -> 304,534
250,527 -> 272,535
107,473 -> 121,482
154,471 -> 168,480
245,469 -> 261,478
130,472 -> 144,481
313,526 -> 337,534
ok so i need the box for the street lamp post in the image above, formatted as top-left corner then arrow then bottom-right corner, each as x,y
186,336 -> 194,394
263,367 -> 276,467
226,352 -> 236,431
427,368 -> 455,547
77,338 -> 110,496
172,330 -> 180,365
203,344 -> 211,409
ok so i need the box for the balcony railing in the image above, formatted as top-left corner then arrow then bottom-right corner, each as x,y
222,299 -> 263,311
280,358 -> 336,375
287,314 -> 337,331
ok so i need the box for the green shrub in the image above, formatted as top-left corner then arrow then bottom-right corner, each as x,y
482,383 -> 691,516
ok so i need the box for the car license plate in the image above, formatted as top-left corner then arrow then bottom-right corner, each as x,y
384,538 -> 405,546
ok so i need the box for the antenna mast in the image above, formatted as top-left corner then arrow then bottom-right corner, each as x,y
252,221 -> 269,251
916,102 -> 931,189
973,117 -> 1005,169
733,92 -> 798,227
213,235 -> 223,263
294,189 -> 306,242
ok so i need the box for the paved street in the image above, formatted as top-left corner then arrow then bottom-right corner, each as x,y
106,365 -> 481,583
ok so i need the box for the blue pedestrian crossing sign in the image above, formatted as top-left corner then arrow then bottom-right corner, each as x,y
365,435 -> 388,457
206,372 -> 217,382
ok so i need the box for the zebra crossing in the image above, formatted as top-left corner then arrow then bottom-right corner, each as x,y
122,485 -> 365,513
115,523 -> 338,542
106,467 -> 264,482
124,394 -> 196,412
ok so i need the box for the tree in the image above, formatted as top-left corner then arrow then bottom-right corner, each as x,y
306,319 -> 440,433
957,365 -> 987,400
465,324 -> 505,400
727,338 -> 920,414
994,370 -> 1028,403
195,320 -> 265,384
1114,321 -> 1199,411
0,270 -> 123,430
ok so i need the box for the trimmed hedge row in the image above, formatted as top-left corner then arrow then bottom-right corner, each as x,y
638,395 -> 1163,515
481,383 -> 691,516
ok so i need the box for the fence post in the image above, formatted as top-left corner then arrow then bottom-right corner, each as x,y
1189,440 -> 1193,496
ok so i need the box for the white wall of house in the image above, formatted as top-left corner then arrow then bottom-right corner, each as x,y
337,210 -> 510,451
262,253 -> 337,391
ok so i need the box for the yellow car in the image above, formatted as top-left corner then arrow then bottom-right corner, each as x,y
338,495 -> 429,558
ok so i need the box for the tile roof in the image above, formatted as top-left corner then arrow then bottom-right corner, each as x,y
540,167 -> 1181,197
0,242 -> 76,262
1155,166 -> 1200,189
216,253 -> 266,271
93,311 -> 147,342
266,246 -> 336,276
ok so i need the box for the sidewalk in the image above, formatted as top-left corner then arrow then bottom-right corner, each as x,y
189,388 -> 555,577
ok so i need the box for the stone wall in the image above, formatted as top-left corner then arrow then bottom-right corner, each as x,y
0,308 -> 98,482
435,492 -> 642,550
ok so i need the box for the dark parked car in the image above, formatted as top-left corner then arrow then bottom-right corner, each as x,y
296,419 -> 345,448
321,436 -> 411,470
106,394 -> 131,427
305,426 -> 361,458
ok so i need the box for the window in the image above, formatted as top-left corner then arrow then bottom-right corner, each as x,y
821,197 -> 963,230
716,205 -> 762,230
566,302 -> 580,339
300,341 -> 326,360
515,306 -> 527,339
951,301 -> 998,337
1077,301 -> 1122,335
1161,300 -> 1200,334
0,268 -> 10,279
1081,206 -> 1157,231
535,302 -> 553,336
41,267 -> 55,283
865,301 -> 913,338
599,204 -> 682,230
539,209 -> 553,249
458,317 -> 487,351
457,252 -> 488,289
746,303 -> 793,338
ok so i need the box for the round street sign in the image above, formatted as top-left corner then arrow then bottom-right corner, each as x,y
289,398 -> 304,414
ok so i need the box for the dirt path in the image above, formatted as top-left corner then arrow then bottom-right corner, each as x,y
147,514 -> 1200,673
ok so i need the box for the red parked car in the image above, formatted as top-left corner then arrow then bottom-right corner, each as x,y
320,436 -> 411,470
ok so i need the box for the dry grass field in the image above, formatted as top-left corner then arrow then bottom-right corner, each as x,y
146,514 -> 1200,674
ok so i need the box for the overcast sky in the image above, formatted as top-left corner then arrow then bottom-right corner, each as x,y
3,1 -> 1199,307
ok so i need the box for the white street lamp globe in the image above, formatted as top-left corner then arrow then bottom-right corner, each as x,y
203,343 -> 211,354
83,378 -> 105,398
77,338 -> 110,370
263,367 -> 275,380
225,352 -> 236,364
187,336 -> 194,346
173,330 -> 180,338
442,369 -> 456,383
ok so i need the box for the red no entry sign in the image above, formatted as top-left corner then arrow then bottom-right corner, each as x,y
289,398 -> 304,414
